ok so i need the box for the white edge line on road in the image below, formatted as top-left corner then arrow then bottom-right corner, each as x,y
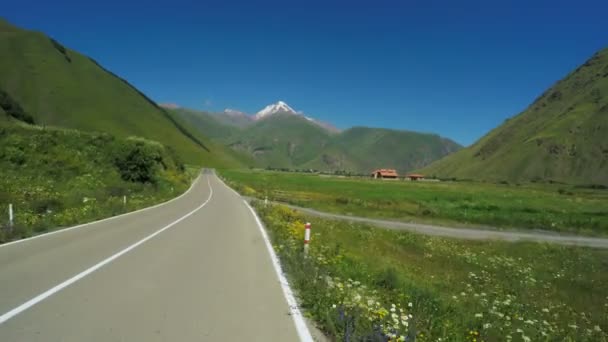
0,172 -> 204,249
243,200 -> 314,342
208,175 -> 312,341
0,177 -> 213,325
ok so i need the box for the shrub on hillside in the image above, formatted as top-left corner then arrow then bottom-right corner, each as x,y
0,89 -> 35,124
50,38 -> 71,62
113,141 -> 162,183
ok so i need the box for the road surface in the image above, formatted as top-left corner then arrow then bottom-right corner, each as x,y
0,171 -> 312,341
247,199 -> 608,249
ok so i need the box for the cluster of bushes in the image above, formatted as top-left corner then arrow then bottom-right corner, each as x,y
0,123 -> 190,243
49,38 -> 71,62
0,88 -> 35,124
113,140 -> 163,183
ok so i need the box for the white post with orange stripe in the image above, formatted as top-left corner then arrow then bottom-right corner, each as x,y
303,222 -> 311,256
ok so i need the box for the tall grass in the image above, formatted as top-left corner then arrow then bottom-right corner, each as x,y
0,122 -> 195,243
223,170 -> 608,235
256,203 -> 608,341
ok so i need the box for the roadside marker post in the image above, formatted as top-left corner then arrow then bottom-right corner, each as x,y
123,195 -> 127,206
265,196 -> 268,207
8,203 -> 14,228
304,222 -> 311,256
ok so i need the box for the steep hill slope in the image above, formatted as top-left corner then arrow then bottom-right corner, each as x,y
332,127 -> 462,172
0,117 -> 192,242
0,18 -> 236,166
420,47 -> 608,185
229,113 -> 335,168
167,108 -> 241,143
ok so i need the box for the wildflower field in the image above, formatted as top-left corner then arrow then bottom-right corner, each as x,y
255,203 -> 608,341
223,170 -> 608,235
0,122 -> 195,243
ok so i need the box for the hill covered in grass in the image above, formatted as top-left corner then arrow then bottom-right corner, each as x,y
171,109 -> 461,174
0,18 -> 242,167
420,47 -> 608,185
0,117 -> 193,243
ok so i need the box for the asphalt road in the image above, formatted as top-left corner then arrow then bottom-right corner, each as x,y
0,171 -> 312,341
249,199 -> 608,249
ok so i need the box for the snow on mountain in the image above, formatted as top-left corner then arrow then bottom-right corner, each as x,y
254,101 -> 297,120
218,101 -> 341,133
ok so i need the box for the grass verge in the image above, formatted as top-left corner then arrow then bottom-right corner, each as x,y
0,121 -> 197,243
254,202 -> 608,341
223,170 -> 608,236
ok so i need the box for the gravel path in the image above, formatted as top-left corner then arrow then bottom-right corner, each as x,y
246,198 -> 608,249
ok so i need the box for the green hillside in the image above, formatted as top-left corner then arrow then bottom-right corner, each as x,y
167,108 -> 241,143
230,113 -> 335,168
0,18 -> 237,167
0,118 -> 193,243
161,109 -> 253,168
330,127 -> 461,172
172,107 -> 462,173
420,47 -> 608,185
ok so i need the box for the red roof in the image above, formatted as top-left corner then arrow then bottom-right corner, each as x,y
406,173 -> 425,178
372,169 -> 399,177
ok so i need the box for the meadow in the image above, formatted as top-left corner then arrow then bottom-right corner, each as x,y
222,170 -> 608,235
0,120 -> 196,243
255,203 -> 608,341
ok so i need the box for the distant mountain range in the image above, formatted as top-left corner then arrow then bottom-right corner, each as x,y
191,100 -> 341,134
166,102 -> 462,173
420,47 -> 608,185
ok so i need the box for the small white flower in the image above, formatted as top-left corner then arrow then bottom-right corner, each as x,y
483,323 -> 492,329
475,313 -> 483,318
408,302 -> 413,308
594,325 -> 602,332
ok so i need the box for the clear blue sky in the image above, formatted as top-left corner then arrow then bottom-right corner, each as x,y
3,0 -> 607,145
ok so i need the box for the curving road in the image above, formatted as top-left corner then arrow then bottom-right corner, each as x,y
253,200 -> 608,249
0,171 -> 313,341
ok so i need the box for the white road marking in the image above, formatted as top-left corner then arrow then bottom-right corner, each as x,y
0,178 -> 213,325
243,200 -> 314,342
0,173 -> 204,249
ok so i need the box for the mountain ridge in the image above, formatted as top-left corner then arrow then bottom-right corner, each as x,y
170,107 -> 462,173
419,47 -> 608,185
0,18 -> 243,167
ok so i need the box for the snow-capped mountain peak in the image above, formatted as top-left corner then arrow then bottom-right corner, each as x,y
254,101 -> 297,119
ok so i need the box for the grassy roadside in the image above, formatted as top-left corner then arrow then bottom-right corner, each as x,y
222,170 -> 608,236
0,121 -> 199,243
254,202 -> 608,341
